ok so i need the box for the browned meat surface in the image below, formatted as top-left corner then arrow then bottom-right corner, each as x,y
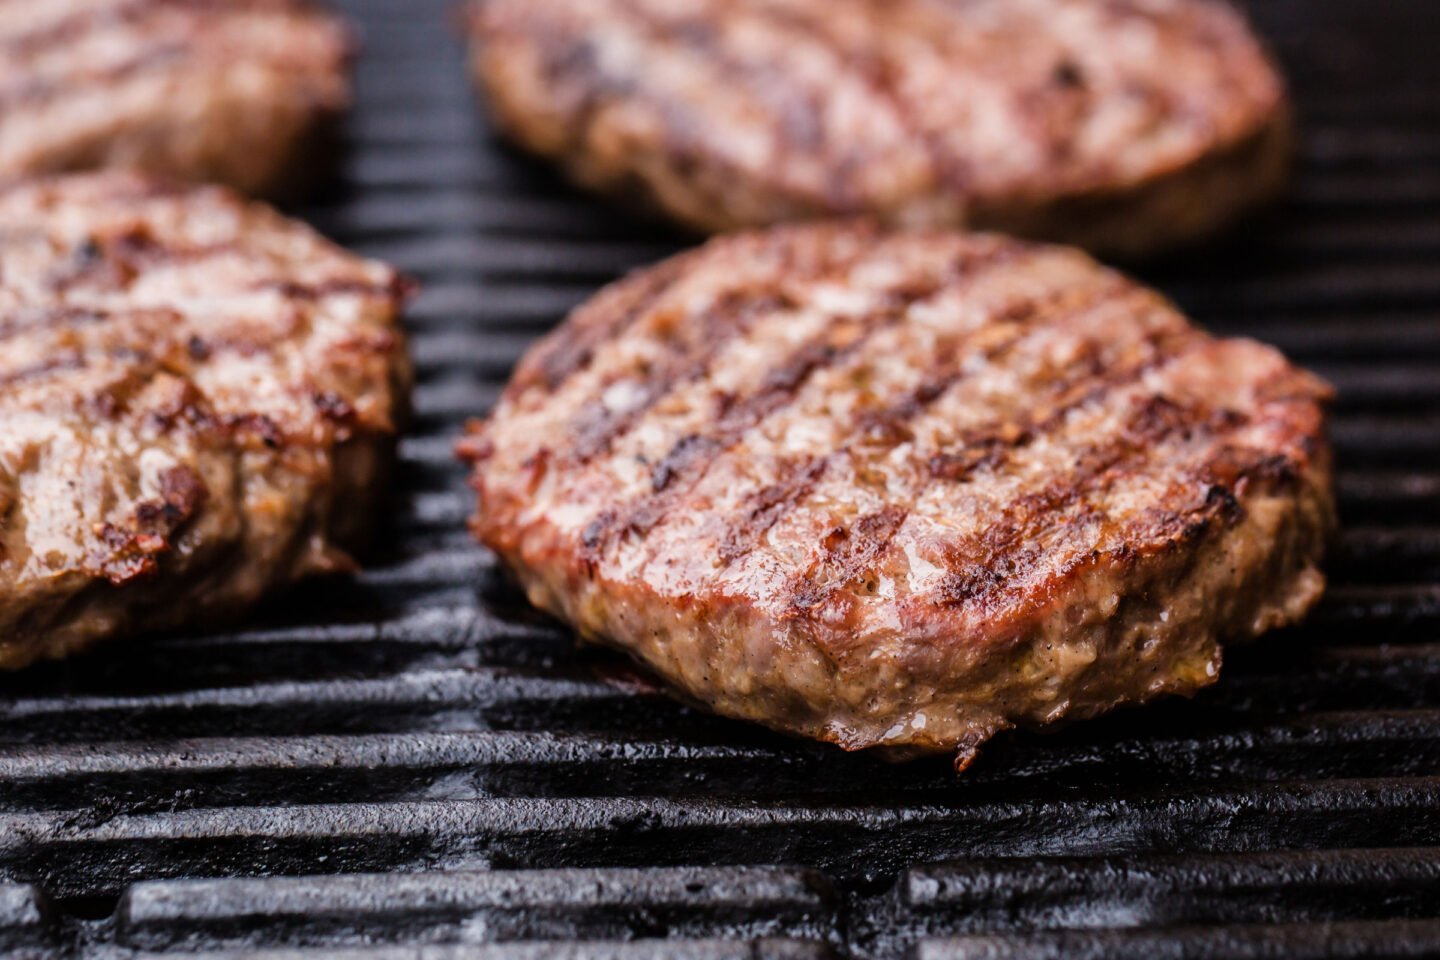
0,173 -> 411,671
0,0 -> 351,198
460,223 -> 1334,765
468,0 -> 1289,258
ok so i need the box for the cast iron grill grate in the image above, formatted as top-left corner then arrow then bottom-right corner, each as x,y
2,0 -> 1439,957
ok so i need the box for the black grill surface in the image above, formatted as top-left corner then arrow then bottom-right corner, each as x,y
3,1 -> 1439,957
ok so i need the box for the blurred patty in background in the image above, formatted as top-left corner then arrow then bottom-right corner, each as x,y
0,0 -> 352,199
469,0 -> 1289,258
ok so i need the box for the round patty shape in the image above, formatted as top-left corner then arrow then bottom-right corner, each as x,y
0,0 -> 351,198
0,173 -> 411,671
460,223 -> 1334,764
470,0 -> 1289,258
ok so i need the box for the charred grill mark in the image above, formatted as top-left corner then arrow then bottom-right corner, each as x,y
0,353 -> 85,388
731,282 -> 1142,605
0,305 -> 114,341
717,458 -> 829,564
926,392 -> 1250,611
523,256 -> 692,393
855,331 -> 1028,455
0,44 -> 189,107
46,228 -> 222,292
577,318 -> 877,561
581,508 -> 618,551
1203,480 -> 1244,522
921,339 -> 1175,485
651,4 -> 834,169
853,281 -> 1137,469
649,433 -> 718,493
261,277 -> 411,301
928,430 -> 1022,482
566,291 -> 787,465
1198,444 -> 1298,500
583,322 -> 855,547
0,0 -> 320,60
786,504 -> 909,616
715,280 -> 1080,568
750,1 -> 958,201
576,239 -> 1026,564
87,460 -> 214,584
0,0 -> 165,58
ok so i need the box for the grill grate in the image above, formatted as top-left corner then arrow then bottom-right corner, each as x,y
3,0 -> 1440,957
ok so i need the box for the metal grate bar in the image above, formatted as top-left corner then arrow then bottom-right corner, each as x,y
119,867 -> 832,951
148,942 -> 833,960
914,920 -> 1440,960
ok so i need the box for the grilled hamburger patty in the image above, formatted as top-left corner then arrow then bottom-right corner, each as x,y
469,0 -> 1289,258
0,173 -> 410,671
460,223 -> 1333,763
0,0 -> 351,198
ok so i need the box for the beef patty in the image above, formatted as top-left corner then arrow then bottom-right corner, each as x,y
460,223 -> 1333,765
469,0 -> 1289,259
0,0 -> 351,198
0,173 -> 411,671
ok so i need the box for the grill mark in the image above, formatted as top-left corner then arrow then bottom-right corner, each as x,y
0,305 -> 116,341
717,280 -> 1136,604
1199,442 -> 1300,496
0,44 -> 189,108
560,227 -> 860,475
579,306 -> 892,556
850,283 -> 1134,460
926,392 -> 1245,611
566,291 -> 787,465
578,239 -> 1026,561
786,504 -> 910,618
1,0 -> 164,58
654,6 -> 833,168
521,254 -> 691,394
856,9 -> 972,198
0,353 -> 86,389
46,229 -> 238,292
697,284 -> 1201,613
0,0 -> 319,60
132,463 -> 207,533
712,287 -> 1070,573
559,226 -> 890,465
261,278 -> 410,301
852,306 -> 1082,457
716,457 -> 830,565
922,320 -> 1188,485
606,0 -> 814,134
619,329 -> 856,530
759,2 -> 961,203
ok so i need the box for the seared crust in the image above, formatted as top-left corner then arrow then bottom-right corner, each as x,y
0,172 -> 411,671
469,0 -> 1289,258
0,0 -> 352,199
461,223 -> 1334,762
